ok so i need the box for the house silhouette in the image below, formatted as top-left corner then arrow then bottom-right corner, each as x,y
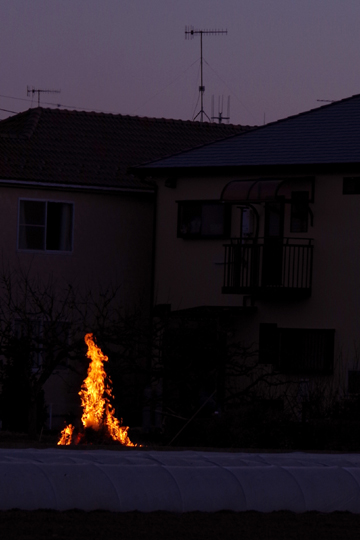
133,93 -> 360,426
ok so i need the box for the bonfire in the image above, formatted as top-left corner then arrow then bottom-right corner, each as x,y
58,333 -> 136,446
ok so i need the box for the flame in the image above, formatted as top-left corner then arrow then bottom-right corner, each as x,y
79,333 -> 109,431
57,424 -> 74,445
58,333 -> 136,446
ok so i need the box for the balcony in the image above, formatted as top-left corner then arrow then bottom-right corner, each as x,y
223,237 -> 313,299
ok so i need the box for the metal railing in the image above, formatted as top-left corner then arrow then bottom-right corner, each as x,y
223,237 -> 313,297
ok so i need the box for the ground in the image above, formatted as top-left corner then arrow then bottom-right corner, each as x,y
1,510 -> 360,540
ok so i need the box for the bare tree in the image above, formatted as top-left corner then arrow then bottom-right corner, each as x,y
0,267 -> 149,437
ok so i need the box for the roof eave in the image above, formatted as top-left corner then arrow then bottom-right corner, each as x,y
132,162 -> 360,178
0,177 -> 155,195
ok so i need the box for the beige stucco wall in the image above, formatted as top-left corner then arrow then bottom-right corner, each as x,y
153,172 -> 360,374
0,184 -> 154,429
154,175 -> 242,310
0,185 -> 154,307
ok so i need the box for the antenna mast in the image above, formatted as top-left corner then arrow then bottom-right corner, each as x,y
27,86 -> 61,107
211,95 -> 230,124
185,26 -> 227,122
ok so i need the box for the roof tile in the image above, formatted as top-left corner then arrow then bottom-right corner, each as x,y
136,94 -> 360,171
0,108 -> 250,189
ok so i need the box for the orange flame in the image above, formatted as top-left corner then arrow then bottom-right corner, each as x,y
58,333 -> 135,446
57,424 -> 74,445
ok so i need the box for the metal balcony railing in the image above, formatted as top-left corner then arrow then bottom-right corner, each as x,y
223,237 -> 313,299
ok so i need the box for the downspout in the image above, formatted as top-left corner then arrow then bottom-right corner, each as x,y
143,182 -> 158,432
149,182 -> 158,367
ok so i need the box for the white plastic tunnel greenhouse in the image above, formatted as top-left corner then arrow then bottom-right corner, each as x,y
1,449 -> 360,513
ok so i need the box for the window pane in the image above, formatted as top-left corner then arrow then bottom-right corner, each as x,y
259,323 -> 279,364
19,200 -> 45,226
18,201 -> 46,250
343,177 -> 360,194
201,204 -> 225,236
290,192 -> 309,233
348,371 -> 360,394
18,225 -> 45,250
46,202 -> 73,251
18,200 -> 73,251
280,328 -> 334,374
178,202 -> 229,238
178,203 -> 202,235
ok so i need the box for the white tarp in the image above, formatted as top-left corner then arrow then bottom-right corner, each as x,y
1,449 -> 360,512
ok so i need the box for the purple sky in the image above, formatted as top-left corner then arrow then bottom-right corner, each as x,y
1,1 -> 360,126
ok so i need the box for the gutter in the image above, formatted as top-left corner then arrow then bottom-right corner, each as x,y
0,178 -> 155,195
131,162 -> 360,179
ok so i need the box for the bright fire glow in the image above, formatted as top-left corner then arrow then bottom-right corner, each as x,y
57,424 -> 74,446
58,333 -> 135,446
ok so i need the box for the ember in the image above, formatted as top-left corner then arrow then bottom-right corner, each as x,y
58,333 -> 136,446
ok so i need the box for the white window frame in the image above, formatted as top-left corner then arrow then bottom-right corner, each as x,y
17,198 -> 74,253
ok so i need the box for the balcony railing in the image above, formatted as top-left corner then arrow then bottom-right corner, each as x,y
223,237 -> 313,299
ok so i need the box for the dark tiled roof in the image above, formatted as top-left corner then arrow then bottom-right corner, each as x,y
0,108 -> 250,189
136,94 -> 360,172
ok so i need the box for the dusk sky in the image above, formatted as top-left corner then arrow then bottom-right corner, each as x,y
2,1 -> 360,126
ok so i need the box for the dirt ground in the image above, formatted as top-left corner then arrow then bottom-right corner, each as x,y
1,509 -> 360,540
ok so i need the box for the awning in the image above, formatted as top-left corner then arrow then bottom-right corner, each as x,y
220,179 -> 285,203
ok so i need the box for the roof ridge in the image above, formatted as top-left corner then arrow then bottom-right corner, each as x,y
32,106 -> 254,129
21,107 -> 42,138
0,107 -> 42,139
0,105 -> 251,189
234,92 -> 360,136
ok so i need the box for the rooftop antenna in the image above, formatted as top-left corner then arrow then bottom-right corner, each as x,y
185,26 -> 227,122
211,95 -> 230,124
27,86 -> 61,107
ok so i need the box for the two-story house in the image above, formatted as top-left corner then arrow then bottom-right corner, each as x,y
133,93 -> 360,420
0,106 -> 248,431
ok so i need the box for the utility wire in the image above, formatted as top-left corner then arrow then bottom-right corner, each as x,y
0,93 -> 31,103
0,93 -> 123,115
0,108 -> 17,114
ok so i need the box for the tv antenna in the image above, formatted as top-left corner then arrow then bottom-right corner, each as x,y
27,86 -> 61,107
211,95 -> 230,124
185,26 -> 227,122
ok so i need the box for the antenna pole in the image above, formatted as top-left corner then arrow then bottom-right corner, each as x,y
211,94 -> 230,124
185,27 -> 227,122
200,32 -> 204,122
27,86 -> 61,107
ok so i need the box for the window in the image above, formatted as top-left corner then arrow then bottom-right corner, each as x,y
18,200 -> 73,251
290,191 -> 309,233
348,371 -> 360,394
280,328 -> 334,375
259,324 -> 334,375
177,201 -> 230,239
343,177 -> 360,194
259,323 -> 279,364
